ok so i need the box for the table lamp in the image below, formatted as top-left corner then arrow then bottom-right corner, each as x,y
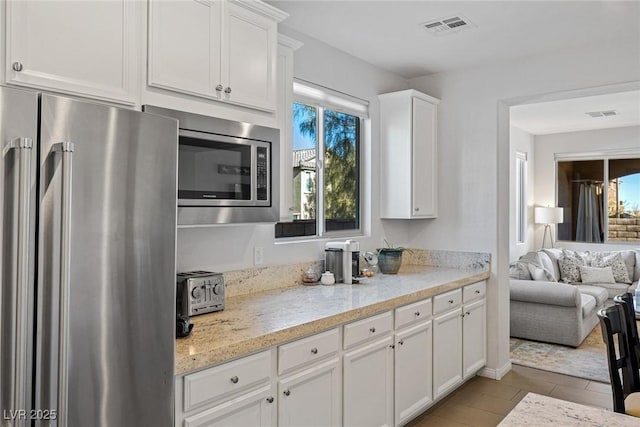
535,207 -> 563,248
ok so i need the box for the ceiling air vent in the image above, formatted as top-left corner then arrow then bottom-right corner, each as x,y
586,110 -> 618,118
421,15 -> 475,36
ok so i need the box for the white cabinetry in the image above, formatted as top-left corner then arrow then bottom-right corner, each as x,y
277,328 -> 341,426
278,357 -> 341,427
394,300 -> 433,426
4,0 -> 140,105
433,282 -> 487,400
379,89 -> 439,219
343,313 -> 394,427
176,350 -> 276,427
462,283 -> 487,378
148,0 -> 287,112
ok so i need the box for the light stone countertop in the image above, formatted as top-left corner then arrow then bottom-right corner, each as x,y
176,265 -> 490,375
498,393 -> 637,426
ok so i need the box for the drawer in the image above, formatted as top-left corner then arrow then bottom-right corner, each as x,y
395,298 -> 432,329
433,288 -> 462,315
183,350 -> 272,412
344,311 -> 393,349
463,281 -> 486,303
278,328 -> 339,375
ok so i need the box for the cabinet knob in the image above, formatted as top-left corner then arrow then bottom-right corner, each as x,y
414,311 -> 421,317
310,347 -> 318,354
230,376 -> 239,384
449,299 -> 454,304
398,340 -> 404,346
288,207 -> 295,211
216,84 -> 223,92
415,207 -> 420,212
389,344 -> 395,349
475,290 -> 480,294
369,327 -> 376,333
266,396 -> 274,403
466,311 -> 471,316
12,62 -> 23,72
461,314 -> 465,318
224,87 -> 232,94
283,390 -> 291,396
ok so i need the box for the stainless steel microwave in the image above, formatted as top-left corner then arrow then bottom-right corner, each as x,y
143,106 -> 279,225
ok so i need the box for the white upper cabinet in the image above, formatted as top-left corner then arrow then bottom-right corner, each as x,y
379,89 -> 440,219
148,0 -> 287,112
4,0 -> 140,105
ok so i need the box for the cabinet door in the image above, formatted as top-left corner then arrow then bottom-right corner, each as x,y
183,385 -> 276,427
411,97 -> 437,218
148,0 -> 222,100
433,309 -> 462,399
5,0 -> 139,105
221,2 -> 277,111
278,357 -> 341,427
463,298 -> 487,379
395,320 -> 433,427
344,336 -> 394,427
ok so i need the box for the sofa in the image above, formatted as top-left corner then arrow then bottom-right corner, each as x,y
510,248 -> 640,347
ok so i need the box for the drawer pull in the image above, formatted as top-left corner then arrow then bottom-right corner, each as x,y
414,311 -> 421,317
283,390 -> 291,397
230,376 -> 239,384
449,299 -> 454,304
475,290 -> 481,294
310,347 -> 318,354
369,327 -> 376,333
266,396 -> 274,403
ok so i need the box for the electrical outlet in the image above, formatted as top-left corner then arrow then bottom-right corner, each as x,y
254,246 -> 264,265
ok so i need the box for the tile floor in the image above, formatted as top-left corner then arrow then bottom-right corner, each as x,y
406,365 -> 613,427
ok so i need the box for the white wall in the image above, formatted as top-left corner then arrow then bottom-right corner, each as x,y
509,126 -> 535,261
534,125 -> 640,251
408,38 -> 640,377
177,26 -> 410,273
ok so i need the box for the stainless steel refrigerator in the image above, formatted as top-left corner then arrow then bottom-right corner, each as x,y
1,86 -> 178,427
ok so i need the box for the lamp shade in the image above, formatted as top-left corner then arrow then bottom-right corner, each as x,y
535,207 -> 564,224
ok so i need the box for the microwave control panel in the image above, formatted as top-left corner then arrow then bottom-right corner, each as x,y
257,146 -> 268,201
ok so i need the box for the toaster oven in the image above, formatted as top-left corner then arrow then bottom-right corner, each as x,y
176,271 -> 225,316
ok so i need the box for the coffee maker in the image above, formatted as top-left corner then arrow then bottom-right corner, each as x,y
325,240 -> 360,284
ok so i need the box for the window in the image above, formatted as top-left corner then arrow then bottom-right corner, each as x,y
556,155 -> 640,243
515,152 -> 527,244
276,81 -> 367,239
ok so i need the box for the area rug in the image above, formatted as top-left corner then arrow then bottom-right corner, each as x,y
510,323 -> 610,383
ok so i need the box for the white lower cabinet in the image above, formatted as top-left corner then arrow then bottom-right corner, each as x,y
433,282 -> 487,400
463,298 -> 487,378
277,357 -> 341,427
183,385 -> 276,427
343,335 -> 394,427
394,320 -> 433,426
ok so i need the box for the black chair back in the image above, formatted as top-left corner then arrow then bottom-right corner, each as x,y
598,304 -> 640,413
614,292 -> 640,394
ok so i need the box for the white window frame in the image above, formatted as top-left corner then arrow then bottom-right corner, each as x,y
515,151 -> 527,244
278,80 -> 369,240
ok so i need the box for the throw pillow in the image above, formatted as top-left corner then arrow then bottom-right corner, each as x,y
528,264 -> 554,281
592,252 -> 632,284
518,251 -> 556,282
509,261 -> 532,280
579,265 -> 615,284
558,249 -> 587,283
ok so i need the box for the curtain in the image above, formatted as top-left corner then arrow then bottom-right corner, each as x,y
576,182 -> 603,242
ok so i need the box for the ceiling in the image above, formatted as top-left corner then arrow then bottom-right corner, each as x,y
511,90 -> 640,135
268,0 -> 640,79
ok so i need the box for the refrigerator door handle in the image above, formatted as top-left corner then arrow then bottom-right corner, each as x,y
3,137 -> 33,420
51,141 -> 74,426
